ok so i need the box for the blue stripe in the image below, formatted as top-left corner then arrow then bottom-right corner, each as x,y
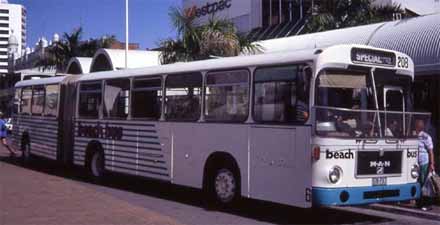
313,183 -> 420,206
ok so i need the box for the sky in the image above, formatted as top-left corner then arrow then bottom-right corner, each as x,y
9,0 -> 182,50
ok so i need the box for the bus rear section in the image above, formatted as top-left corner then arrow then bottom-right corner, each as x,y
11,76 -> 79,164
11,81 -> 62,161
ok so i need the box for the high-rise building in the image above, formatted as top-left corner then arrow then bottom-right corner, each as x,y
0,0 -> 26,74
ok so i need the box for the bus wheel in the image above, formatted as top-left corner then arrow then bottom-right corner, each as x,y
211,167 -> 239,205
90,151 -> 105,178
21,142 -> 31,163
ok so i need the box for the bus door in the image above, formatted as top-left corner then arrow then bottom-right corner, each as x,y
249,125 -> 312,207
383,87 -> 405,138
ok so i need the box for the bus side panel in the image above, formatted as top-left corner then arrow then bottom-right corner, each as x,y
171,123 -> 249,192
249,125 -> 312,208
11,114 -> 20,149
13,115 -> 59,160
73,119 -> 172,181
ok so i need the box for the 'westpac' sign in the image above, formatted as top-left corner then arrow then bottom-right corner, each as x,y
184,0 -> 232,18
183,0 -> 251,25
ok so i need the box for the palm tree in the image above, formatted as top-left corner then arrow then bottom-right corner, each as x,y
35,27 -> 116,72
34,27 -> 83,72
303,0 -> 405,33
159,7 -> 260,64
80,35 -> 117,58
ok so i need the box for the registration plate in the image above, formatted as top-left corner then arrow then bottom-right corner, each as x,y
372,177 -> 387,186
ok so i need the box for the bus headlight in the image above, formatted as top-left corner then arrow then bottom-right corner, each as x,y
329,166 -> 343,184
411,165 -> 419,179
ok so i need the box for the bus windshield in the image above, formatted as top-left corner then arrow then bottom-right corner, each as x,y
315,68 -> 430,138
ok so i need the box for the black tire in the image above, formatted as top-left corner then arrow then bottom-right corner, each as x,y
89,151 -> 105,179
208,165 -> 240,207
21,141 -> 31,163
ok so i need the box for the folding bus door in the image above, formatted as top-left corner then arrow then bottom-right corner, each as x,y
249,125 -> 312,208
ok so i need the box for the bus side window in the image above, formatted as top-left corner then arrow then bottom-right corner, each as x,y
31,86 -> 45,116
78,82 -> 102,118
165,73 -> 202,121
104,79 -> 130,119
45,84 -> 59,117
13,88 -> 21,115
205,70 -> 249,122
21,87 -> 32,115
253,65 -> 309,123
132,77 -> 162,120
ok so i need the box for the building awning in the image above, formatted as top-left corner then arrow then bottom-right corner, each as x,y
367,14 -> 440,76
89,49 -> 161,73
257,13 -> 440,76
65,57 -> 92,74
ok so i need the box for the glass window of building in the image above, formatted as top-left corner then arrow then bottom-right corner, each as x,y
165,73 -> 202,121
205,70 -> 249,122
262,0 -> 304,27
21,87 -> 32,115
104,79 -> 130,119
78,82 -> 102,118
254,65 -> 309,123
45,85 -> 59,117
132,77 -> 163,119
31,86 -> 45,115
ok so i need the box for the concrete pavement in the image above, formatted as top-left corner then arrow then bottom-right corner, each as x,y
0,151 -> 182,225
1,145 -> 440,225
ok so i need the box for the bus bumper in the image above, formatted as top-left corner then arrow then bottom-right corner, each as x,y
312,183 -> 420,206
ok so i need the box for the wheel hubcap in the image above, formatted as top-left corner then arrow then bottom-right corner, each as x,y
214,169 -> 236,203
91,153 -> 104,177
24,145 -> 30,158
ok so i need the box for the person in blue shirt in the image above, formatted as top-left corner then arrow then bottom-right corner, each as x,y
415,119 -> 436,211
0,111 -> 17,157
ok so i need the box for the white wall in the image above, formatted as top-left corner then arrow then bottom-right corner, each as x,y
183,0 -> 255,32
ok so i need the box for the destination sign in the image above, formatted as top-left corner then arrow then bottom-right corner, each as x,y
351,48 -> 396,67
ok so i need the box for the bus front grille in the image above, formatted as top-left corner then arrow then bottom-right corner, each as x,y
363,190 -> 400,199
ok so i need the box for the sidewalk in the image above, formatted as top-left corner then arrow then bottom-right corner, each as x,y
0,149 -> 183,225
367,201 -> 440,221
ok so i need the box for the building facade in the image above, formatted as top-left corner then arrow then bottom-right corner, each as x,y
183,0 -> 310,40
0,0 -> 26,74
183,0 -> 438,41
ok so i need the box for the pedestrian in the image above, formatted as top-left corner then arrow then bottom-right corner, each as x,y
0,111 -> 17,157
415,119 -> 436,211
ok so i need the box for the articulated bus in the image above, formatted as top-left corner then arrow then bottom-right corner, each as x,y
11,45 -> 430,207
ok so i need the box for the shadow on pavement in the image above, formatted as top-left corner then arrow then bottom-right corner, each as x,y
0,155 -> 392,225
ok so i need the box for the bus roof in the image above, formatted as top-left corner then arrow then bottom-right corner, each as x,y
79,48 -> 319,82
78,44 -> 413,82
15,76 -> 68,88
14,44 -> 414,87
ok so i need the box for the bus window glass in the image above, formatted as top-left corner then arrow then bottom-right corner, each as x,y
31,86 -> 45,115
104,79 -> 130,119
13,88 -> 21,114
165,73 -> 202,121
315,70 -> 377,138
132,77 -> 162,119
205,70 -> 249,122
21,87 -> 32,115
79,82 -> 102,118
45,85 -> 59,117
254,65 -> 309,123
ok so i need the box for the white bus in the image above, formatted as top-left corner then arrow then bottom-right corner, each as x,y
11,44 -> 429,207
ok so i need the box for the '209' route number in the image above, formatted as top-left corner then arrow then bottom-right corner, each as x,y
397,56 -> 409,68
